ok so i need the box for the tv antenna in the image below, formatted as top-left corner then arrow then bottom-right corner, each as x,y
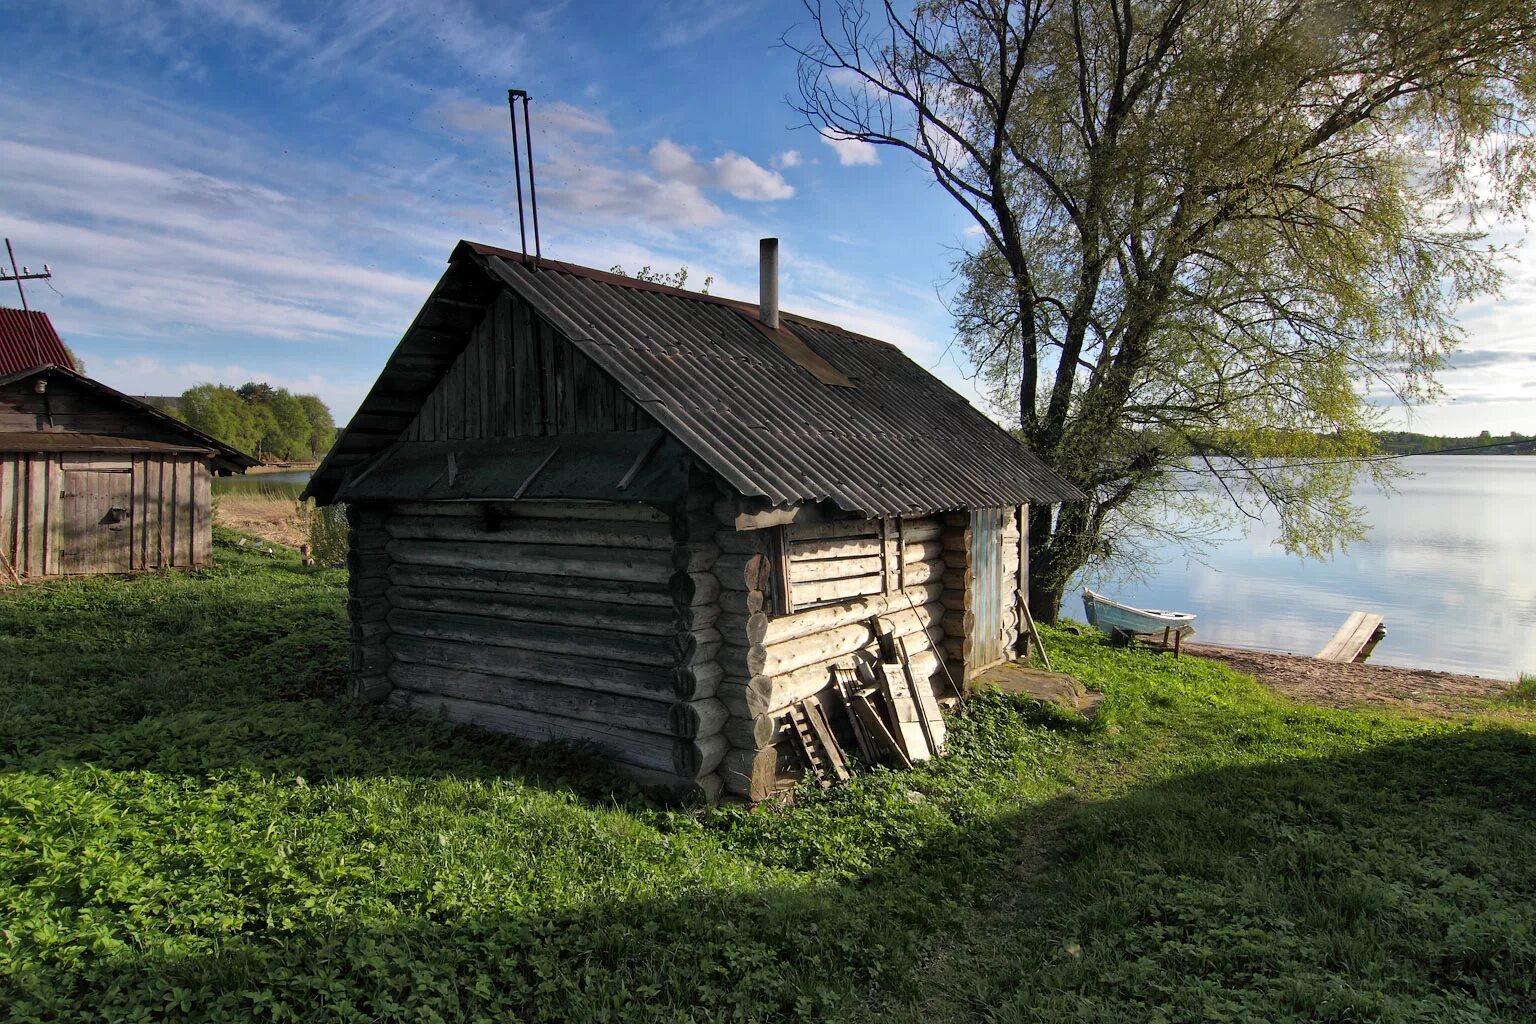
507,88 -> 542,265
1,239 -> 55,365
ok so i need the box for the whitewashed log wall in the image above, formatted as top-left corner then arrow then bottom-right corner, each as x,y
713,509 -> 950,801
351,497 -> 726,802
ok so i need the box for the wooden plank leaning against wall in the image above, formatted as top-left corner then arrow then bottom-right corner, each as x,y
712,505 -> 952,802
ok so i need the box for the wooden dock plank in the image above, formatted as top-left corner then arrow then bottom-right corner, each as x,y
1317,612 -> 1386,663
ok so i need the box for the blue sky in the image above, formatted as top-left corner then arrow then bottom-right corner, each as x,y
2,0 -> 1531,435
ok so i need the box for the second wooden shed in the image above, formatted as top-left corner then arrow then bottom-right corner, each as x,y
305,239 -> 1081,801
1,359 -> 257,578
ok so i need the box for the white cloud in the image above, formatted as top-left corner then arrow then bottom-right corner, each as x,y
646,139 -> 794,201
821,133 -> 880,166
773,149 -> 802,169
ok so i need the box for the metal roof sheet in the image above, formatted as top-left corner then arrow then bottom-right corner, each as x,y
0,308 -> 74,375
309,242 -> 1083,515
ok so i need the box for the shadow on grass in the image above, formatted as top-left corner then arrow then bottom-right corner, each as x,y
3,568 -> 1535,1022
5,724 -> 1535,1021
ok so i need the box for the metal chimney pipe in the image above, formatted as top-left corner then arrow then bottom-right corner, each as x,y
759,237 -> 779,329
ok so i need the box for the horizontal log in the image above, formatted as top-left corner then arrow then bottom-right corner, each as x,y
789,573 -> 884,606
388,634 -> 675,701
673,544 -> 719,573
388,563 -> 673,606
388,691 -> 681,774
721,712 -> 780,750
390,500 -> 670,523
668,697 -> 729,739
785,518 -> 882,542
717,588 -> 764,616
788,553 -> 882,583
387,538 -> 672,584
389,662 -> 674,734
721,584 -> 945,648
712,553 -> 772,592
716,530 -> 774,556
389,609 -> 680,667
790,526 -> 941,561
737,645 -> 943,717
674,662 -> 723,701
389,586 -> 675,636
720,745 -> 789,801
673,570 -> 721,609
675,732 -> 729,777
384,515 -> 674,550
757,609 -> 945,679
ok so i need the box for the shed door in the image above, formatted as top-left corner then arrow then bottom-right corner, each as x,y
968,507 -> 1005,670
59,462 -> 134,574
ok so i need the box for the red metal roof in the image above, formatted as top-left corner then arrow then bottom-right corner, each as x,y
0,308 -> 74,375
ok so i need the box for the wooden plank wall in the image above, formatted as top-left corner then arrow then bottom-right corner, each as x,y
0,453 -> 60,577
712,510 -> 949,801
403,292 -> 650,442
0,452 -> 211,577
369,498 -> 727,802
0,378 -> 197,447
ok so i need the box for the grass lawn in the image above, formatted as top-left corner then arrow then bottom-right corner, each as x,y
2,533 -> 1533,1023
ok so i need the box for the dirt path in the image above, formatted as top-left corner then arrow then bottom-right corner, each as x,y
1185,643 -> 1517,711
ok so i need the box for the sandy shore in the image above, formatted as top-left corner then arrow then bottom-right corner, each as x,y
1184,642 -> 1518,711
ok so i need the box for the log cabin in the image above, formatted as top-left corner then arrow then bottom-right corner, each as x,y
304,239 -> 1082,802
0,310 -> 257,577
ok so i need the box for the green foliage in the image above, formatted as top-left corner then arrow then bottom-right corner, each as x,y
178,383 -> 336,462
1,565 -> 1533,1022
793,0 -> 1536,615
609,264 -> 714,294
295,501 -> 349,564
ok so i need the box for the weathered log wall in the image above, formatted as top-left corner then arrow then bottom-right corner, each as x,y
354,496 -> 725,802
713,508 -> 950,801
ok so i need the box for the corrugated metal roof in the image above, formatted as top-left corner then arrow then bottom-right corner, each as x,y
309,242 -> 1083,514
0,308 -> 74,375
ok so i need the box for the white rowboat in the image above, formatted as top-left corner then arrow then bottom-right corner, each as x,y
1082,588 -> 1196,637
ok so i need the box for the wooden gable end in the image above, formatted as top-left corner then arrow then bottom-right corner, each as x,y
403,291 -> 652,443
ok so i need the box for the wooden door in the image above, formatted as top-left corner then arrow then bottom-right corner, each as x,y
59,458 -> 134,574
968,507 -> 1005,671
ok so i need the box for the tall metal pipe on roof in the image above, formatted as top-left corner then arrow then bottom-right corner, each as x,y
759,237 -> 779,329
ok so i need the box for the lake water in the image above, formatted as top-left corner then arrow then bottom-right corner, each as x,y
1068,456 -> 1536,680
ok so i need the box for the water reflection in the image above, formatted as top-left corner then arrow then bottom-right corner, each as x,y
1068,456 -> 1536,679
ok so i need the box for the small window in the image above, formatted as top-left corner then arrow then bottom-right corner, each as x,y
775,519 -> 902,613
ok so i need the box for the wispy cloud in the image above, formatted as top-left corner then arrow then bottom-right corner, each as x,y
647,140 -> 793,201
772,149 -> 802,169
821,132 -> 881,166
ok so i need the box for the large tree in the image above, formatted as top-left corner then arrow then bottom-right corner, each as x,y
791,0 -> 1536,619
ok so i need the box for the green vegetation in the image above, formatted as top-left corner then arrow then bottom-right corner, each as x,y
793,1 -> 1536,620
1376,430 -> 1536,456
178,382 -> 335,463
1,546 -> 1533,1022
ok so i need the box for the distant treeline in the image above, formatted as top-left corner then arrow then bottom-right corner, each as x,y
175,382 -> 336,462
1374,430 -> 1535,455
